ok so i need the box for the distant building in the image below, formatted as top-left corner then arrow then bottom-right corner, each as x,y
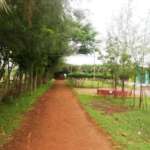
136,54 -> 150,85
136,69 -> 150,84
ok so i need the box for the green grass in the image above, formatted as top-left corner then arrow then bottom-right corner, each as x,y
0,80 -> 53,145
69,79 -> 112,88
82,80 -> 112,88
78,94 -> 150,150
69,79 -> 133,89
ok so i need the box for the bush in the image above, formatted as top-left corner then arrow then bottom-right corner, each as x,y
68,72 -> 112,79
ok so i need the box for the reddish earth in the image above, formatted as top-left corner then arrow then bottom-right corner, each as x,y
2,80 -> 114,150
92,100 -> 128,115
75,88 -> 97,95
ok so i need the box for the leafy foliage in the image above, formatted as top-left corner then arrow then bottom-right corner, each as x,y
69,22 -> 98,54
0,0 -> 97,100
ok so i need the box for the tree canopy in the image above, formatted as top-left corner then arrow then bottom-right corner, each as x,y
0,0 -> 98,100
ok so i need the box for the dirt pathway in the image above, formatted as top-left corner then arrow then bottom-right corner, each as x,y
2,80 -> 113,150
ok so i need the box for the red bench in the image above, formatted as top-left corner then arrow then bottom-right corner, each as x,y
97,89 -> 132,97
97,89 -> 113,96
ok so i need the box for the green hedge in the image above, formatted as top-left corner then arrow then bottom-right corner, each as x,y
68,72 -> 112,79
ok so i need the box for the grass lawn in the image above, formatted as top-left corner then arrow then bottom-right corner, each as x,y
77,94 -> 150,150
81,80 -> 112,88
69,79 -> 132,89
69,79 -> 112,88
0,80 -> 53,145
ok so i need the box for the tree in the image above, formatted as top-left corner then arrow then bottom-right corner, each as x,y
0,0 -> 89,100
105,0 -> 135,93
119,53 -> 132,92
0,0 -> 9,12
69,21 -> 98,54
105,34 -> 120,90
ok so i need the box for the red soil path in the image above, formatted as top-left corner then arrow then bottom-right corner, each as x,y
2,80 -> 113,150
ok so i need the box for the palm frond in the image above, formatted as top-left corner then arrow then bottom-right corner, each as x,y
0,0 -> 10,13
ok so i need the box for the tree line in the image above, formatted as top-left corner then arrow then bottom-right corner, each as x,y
0,0 -> 97,101
67,0 -> 150,109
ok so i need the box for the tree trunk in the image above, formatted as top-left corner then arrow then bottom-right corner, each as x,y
121,79 -> 125,92
19,71 -> 23,94
139,82 -> 143,108
0,62 -> 6,81
139,67 -> 144,109
30,68 -> 34,92
34,71 -> 37,90
133,73 -> 136,107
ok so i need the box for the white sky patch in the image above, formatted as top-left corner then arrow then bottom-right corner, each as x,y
67,0 -> 150,65
75,0 -> 150,35
65,54 -> 101,65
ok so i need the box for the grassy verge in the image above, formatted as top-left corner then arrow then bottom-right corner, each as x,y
69,79 -> 132,89
77,94 -> 150,150
69,79 -> 112,88
79,80 -> 112,88
0,80 -> 53,145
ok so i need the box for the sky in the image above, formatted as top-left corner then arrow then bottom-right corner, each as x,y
66,54 -> 101,65
66,0 -> 150,65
